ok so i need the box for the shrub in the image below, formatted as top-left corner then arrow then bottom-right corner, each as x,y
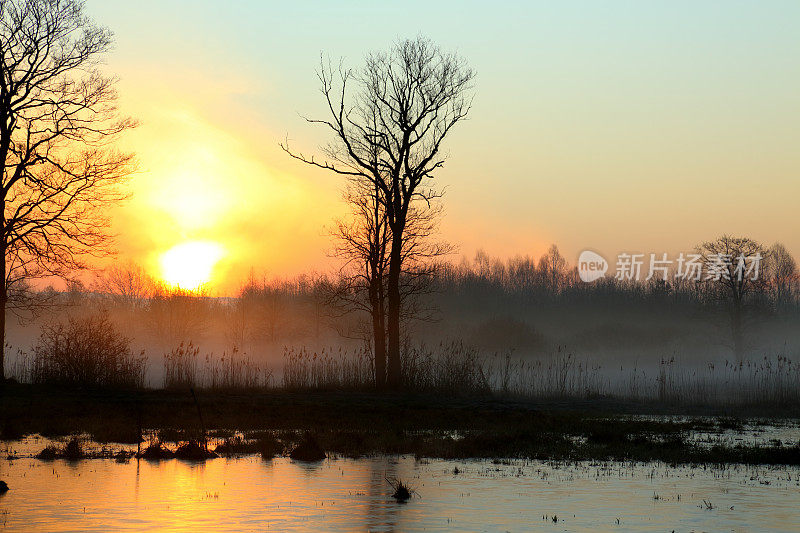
30,314 -> 146,389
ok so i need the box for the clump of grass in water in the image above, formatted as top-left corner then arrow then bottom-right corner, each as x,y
62,437 -> 85,460
214,435 -> 249,456
289,433 -> 326,462
174,439 -> 217,460
36,437 -> 86,460
258,436 -> 283,459
115,450 -> 133,463
387,477 -> 416,502
36,445 -> 59,460
215,434 -> 283,459
136,438 -> 174,460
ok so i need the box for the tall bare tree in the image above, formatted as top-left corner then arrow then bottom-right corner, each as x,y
284,37 -> 474,387
0,0 -> 135,379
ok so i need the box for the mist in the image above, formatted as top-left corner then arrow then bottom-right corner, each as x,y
6,244 -> 798,405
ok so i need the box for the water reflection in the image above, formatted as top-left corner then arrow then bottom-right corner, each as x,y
0,443 -> 799,531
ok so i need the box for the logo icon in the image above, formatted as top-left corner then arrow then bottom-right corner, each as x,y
578,250 -> 608,282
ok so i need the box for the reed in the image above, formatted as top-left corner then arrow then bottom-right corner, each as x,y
278,342 -> 800,406
163,343 -> 272,390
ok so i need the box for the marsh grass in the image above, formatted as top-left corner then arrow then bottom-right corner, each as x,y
12,324 -> 800,407
164,342 -> 272,390
35,445 -> 59,460
278,342 -> 800,406
163,343 -> 199,389
18,399 -> 800,465
485,350 -> 800,406
402,342 -> 491,394
282,347 -> 373,389
137,444 -> 174,459
282,342 -> 491,394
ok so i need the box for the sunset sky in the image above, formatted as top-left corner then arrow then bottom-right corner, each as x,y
86,0 -> 799,294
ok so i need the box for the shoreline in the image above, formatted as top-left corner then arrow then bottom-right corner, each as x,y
2,383 -> 799,465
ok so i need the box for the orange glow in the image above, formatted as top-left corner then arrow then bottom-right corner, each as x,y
108,78 -> 342,295
160,241 -> 224,290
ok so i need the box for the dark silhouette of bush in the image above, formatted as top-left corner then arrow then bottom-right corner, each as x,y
174,440 -> 217,460
289,433 -> 326,461
136,441 -> 174,460
30,314 -> 145,389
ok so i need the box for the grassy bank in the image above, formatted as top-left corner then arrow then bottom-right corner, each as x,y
1,383 -> 799,465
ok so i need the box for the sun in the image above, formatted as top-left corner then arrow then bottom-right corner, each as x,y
160,240 -> 225,290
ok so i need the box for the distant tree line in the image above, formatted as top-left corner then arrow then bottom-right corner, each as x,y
17,235 -> 791,377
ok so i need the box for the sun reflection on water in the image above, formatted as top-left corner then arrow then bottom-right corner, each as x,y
0,436 -> 799,532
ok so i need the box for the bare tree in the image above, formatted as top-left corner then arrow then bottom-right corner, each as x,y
697,235 -> 768,361
767,242 -> 797,311
283,37 -> 474,387
538,244 -> 567,294
324,179 -> 452,387
0,0 -> 135,379
326,179 -> 390,386
146,285 -> 210,348
94,262 -> 154,309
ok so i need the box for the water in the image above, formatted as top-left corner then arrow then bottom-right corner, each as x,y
2,436 -> 799,532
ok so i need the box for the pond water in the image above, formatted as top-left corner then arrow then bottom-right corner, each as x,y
1,437 -> 799,532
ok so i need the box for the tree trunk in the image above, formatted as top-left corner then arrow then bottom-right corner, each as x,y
0,293 -> 5,383
0,194 -> 5,382
0,231 -> 5,383
386,231 -> 403,389
370,279 -> 386,388
372,314 -> 386,388
731,302 -> 743,363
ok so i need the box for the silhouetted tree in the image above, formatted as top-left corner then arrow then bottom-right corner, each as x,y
146,285 -> 210,348
767,242 -> 797,312
94,262 -> 154,309
326,180 -> 390,386
0,0 -> 135,379
697,236 -> 768,361
538,244 -> 567,294
284,37 -> 473,387
325,180 -> 451,387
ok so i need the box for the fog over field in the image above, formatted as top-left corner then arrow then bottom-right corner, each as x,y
6,244 -> 798,405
